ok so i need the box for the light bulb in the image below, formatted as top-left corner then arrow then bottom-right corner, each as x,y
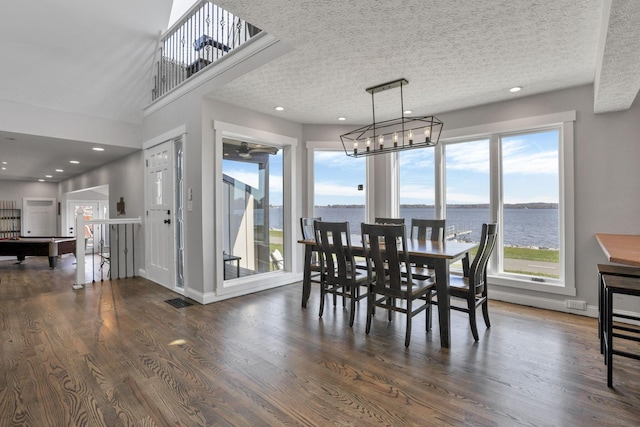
366,138 -> 371,152
408,129 -> 413,145
378,134 -> 384,149
393,132 -> 398,147
353,140 -> 358,155
424,127 -> 431,142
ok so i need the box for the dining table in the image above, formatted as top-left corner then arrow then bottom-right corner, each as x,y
298,236 -> 478,348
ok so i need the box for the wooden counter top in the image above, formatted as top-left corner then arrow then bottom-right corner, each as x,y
595,233 -> 640,267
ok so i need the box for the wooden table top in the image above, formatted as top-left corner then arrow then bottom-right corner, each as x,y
299,237 -> 477,260
595,233 -> 640,267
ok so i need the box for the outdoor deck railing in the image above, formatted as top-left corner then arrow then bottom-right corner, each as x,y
73,217 -> 142,289
151,0 -> 261,101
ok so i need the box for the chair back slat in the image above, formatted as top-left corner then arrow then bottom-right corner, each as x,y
469,223 -> 498,289
410,218 -> 445,242
314,221 -> 354,283
362,223 -> 411,290
300,217 -> 321,240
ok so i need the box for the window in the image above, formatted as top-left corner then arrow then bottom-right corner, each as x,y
501,130 -> 560,280
444,139 -> 490,242
313,150 -> 366,232
222,140 -> 284,278
398,148 -> 435,221
395,111 -> 575,295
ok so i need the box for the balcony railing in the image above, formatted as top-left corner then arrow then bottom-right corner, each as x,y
151,0 -> 261,101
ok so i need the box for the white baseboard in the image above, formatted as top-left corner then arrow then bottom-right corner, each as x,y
489,289 -> 599,318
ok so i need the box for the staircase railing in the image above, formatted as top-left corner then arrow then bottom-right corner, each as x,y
73,217 -> 142,289
151,0 -> 261,101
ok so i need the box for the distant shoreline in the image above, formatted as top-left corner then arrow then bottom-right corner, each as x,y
270,203 -> 558,209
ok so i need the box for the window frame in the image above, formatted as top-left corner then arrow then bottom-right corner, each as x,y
402,111 -> 576,296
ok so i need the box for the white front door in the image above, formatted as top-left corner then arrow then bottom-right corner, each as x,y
145,140 -> 176,289
22,198 -> 57,236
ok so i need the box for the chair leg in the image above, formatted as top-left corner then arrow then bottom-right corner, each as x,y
426,291 -> 433,331
468,297 -> 479,342
366,291 -> 374,334
349,286 -> 357,327
388,297 -> 394,322
405,299 -> 412,347
319,285 -> 326,318
482,298 -> 490,328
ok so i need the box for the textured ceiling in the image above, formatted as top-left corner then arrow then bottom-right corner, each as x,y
208,0 -> 636,124
1,0 -> 639,182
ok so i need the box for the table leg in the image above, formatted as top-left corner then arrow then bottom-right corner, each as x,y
434,259 -> 451,348
302,245 -> 313,308
48,256 -> 56,269
236,260 -> 240,278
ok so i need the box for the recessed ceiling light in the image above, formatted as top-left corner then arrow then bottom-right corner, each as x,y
509,86 -> 522,93
274,106 -> 284,111
69,160 -> 80,164
56,169 -> 64,172
1,161 -> 6,164
404,110 -> 413,115
38,179 -> 45,182
92,147 -> 105,151
338,117 -> 346,121
1,167 -> 6,170
45,175 -> 52,178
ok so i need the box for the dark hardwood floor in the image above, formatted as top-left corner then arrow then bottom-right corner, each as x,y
1,255 -> 639,426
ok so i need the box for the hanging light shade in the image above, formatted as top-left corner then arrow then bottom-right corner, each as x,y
340,78 -> 443,157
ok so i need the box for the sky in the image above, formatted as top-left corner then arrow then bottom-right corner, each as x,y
222,129 -> 559,208
168,0 -> 197,28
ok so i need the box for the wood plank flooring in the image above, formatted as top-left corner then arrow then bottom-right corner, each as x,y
1,255 -> 639,426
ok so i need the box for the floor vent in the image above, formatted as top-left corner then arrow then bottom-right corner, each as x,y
165,298 -> 194,308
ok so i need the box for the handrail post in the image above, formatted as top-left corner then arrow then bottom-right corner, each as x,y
73,215 -> 86,289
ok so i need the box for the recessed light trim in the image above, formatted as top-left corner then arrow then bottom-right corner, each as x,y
92,147 -> 105,151
69,160 -> 80,164
1,167 -> 6,170
404,110 -> 413,115
56,169 -> 64,172
274,106 -> 284,111
45,175 -> 52,178
1,161 -> 7,164
338,117 -> 346,121
38,179 -> 45,182
509,86 -> 522,93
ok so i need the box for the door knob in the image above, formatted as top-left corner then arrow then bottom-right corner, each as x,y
164,219 -> 171,224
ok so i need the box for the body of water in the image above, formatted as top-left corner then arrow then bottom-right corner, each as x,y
270,207 -> 559,249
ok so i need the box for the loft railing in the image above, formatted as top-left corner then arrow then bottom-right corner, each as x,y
151,0 -> 261,101
73,217 -> 142,289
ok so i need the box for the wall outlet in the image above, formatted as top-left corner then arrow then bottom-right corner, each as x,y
566,299 -> 587,310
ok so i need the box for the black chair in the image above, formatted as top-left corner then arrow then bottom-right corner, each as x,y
301,216 -> 322,284
601,274 -> 640,387
407,218 -> 446,280
361,223 -> 435,347
434,223 -> 498,341
314,221 -> 368,327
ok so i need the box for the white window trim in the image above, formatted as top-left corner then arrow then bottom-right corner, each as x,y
213,121 -> 298,297
437,111 -> 576,296
305,141 -> 372,222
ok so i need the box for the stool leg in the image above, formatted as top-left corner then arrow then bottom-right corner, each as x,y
599,272 -> 604,355
606,287 -> 613,388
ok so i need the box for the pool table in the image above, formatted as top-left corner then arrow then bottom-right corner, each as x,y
0,237 -> 76,269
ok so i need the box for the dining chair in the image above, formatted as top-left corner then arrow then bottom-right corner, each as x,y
408,218 -> 446,280
434,222 -> 498,341
361,223 -> 435,347
300,216 -> 322,288
314,220 -> 368,327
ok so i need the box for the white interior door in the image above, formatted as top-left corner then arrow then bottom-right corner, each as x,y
22,198 -> 57,236
145,140 -> 176,289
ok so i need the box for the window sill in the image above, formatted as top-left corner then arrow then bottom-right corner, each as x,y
488,273 -> 576,297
